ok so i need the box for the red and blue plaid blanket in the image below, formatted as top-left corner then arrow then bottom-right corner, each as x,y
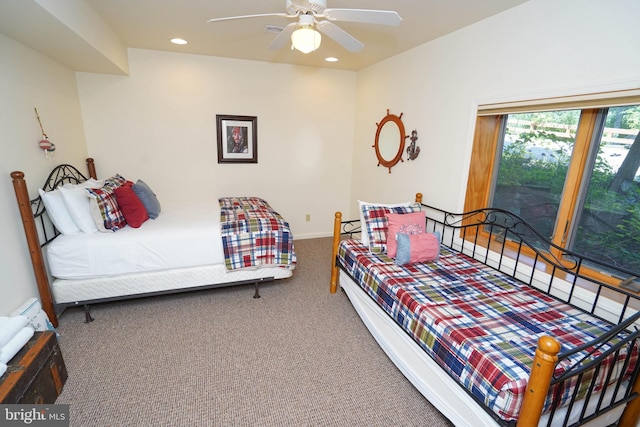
219,197 -> 296,271
338,239 -> 637,422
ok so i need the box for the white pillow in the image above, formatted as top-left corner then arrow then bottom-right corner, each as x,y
65,178 -> 104,190
81,178 -> 104,189
59,186 -> 98,233
358,200 -> 417,246
38,188 -> 80,235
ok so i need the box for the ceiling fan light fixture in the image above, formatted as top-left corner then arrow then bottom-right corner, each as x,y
291,26 -> 321,54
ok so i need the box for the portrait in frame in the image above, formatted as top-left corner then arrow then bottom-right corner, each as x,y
216,115 -> 258,163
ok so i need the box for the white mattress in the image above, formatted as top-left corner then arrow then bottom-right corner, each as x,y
46,201 -> 224,280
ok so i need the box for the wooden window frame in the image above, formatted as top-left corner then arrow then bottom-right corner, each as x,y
465,91 -> 640,289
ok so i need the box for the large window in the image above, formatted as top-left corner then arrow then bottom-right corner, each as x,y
467,95 -> 640,278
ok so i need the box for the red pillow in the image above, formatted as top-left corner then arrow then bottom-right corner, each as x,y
114,181 -> 149,228
385,211 -> 426,258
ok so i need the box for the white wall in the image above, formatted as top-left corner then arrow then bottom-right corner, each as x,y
4,0 -> 640,316
76,48 -> 356,239
350,0 -> 640,218
0,33 -> 88,315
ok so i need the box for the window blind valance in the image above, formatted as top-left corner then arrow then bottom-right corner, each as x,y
477,88 -> 640,115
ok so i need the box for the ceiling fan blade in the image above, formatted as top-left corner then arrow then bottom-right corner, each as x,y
289,0 -> 311,9
268,22 -> 297,50
207,13 -> 291,24
322,9 -> 402,26
316,21 -> 364,52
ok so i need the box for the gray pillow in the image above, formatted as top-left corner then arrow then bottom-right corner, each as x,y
132,180 -> 161,219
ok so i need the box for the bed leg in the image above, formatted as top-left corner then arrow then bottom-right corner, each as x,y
83,305 -> 94,323
253,283 -> 261,299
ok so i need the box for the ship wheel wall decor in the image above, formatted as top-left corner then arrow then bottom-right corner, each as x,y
373,109 -> 407,173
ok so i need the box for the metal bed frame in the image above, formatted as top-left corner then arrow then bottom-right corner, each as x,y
329,193 -> 640,426
11,158 -> 286,326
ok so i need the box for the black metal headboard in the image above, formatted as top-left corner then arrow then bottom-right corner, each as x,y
32,164 -> 90,247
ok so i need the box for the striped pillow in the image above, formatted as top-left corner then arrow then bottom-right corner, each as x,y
103,173 -> 127,189
361,203 -> 421,253
86,186 -> 126,232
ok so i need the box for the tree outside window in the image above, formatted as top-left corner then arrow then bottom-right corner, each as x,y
488,105 -> 640,275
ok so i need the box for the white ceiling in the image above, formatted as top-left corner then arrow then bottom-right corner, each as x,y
0,0 -> 529,73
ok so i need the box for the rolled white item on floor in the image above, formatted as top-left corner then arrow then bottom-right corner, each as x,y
0,327 -> 34,364
0,315 -> 30,348
0,363 -> 6,377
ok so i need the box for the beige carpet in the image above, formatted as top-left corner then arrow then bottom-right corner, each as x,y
55,237 -> 454,427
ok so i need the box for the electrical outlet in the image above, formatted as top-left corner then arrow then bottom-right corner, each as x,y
305,214 -> 311,222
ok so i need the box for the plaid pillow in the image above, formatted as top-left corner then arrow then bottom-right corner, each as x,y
86,187 -> 126,232
361,203 -> 421,253
103,174 -> 127,189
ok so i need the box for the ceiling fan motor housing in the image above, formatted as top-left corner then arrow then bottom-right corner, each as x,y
286,0 -> 327,16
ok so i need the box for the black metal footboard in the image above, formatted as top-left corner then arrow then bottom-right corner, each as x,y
423,204 -> 640,426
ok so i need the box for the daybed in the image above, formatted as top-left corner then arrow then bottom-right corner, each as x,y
12,158 -> 296,326
330,194 -> 640,427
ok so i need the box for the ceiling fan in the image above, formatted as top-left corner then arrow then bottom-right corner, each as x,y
206,0 -> 402,54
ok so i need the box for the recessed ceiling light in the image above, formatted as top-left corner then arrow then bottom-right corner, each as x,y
171,38 -> 188,45
325,57 -> 338,62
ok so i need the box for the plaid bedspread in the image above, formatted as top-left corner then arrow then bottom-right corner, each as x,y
337,239 -> 637,422
218,197 -> 296,271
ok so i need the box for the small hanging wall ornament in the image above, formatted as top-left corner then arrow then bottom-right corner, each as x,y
34,107 -> 56,159
406,129 -> 420,160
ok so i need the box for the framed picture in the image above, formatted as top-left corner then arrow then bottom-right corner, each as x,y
216,115 -> 258,163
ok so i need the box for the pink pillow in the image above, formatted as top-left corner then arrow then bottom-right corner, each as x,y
361,203 -> 421,253
396,232 -> 441,265
386,211 -> 426,258
114,181 -> 149,228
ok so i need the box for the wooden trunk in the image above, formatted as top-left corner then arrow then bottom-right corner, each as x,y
0,331 -> 67,404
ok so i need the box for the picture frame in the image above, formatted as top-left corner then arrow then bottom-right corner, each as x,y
216,114 -> 258,163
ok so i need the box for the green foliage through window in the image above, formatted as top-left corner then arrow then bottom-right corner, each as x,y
492,106 -> 640,274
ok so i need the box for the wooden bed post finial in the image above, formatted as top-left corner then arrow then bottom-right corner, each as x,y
330,212 -> 342,293
86,158 -> 96,179
11,171 -> 58,328
517,335 -> 561,427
